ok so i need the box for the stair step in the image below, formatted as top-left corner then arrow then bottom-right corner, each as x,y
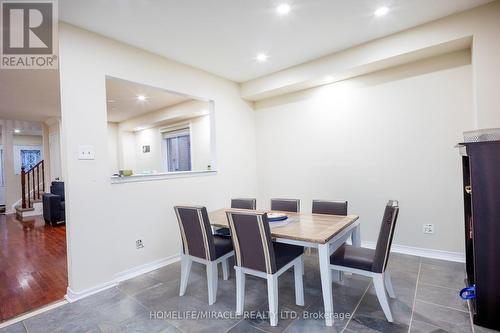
15,205 -> 35,212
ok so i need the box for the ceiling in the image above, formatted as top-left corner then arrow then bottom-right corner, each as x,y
106,78 -> 193,123
60,0 -> 491,82
0,69 -> 60,122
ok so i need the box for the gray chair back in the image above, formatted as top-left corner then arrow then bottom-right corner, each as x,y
174,206 -> 216,261
226,210 -> 278,274
312,200 -> 348,215
231,198 -> 257,210
372,200 -> 400,273
270,198 -> 300,212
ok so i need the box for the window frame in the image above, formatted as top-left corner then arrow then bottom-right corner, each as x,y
161,124 -> 193,173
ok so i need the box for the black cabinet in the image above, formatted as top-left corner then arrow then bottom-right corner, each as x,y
460,141 -> 500,330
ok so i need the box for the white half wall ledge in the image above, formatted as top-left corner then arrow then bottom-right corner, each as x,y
362,241 -> 465,263
241,36 -> 472,101
110,169 -> 218,184
65,254 -> 180,302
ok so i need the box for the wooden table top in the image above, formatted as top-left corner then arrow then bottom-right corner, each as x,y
208,208 -> 359,244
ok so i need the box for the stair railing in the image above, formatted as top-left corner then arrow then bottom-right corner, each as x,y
20,160 -> 45,209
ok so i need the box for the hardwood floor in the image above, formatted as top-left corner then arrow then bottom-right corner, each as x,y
0,214 -> 67,322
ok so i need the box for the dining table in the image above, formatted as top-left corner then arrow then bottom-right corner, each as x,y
208,208 -> 361,327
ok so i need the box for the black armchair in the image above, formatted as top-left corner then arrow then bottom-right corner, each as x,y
42,181 -> 65,225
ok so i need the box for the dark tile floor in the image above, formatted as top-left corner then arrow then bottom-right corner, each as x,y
0,252 -> 495,333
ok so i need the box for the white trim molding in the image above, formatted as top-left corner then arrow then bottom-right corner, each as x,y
362,241 -> 465,263
115,254 -> 180,282
65,254 -> 180,302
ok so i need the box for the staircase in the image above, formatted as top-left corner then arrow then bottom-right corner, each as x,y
15,160 -> 45,219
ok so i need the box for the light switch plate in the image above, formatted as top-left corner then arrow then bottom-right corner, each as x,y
78,145 -> 95,160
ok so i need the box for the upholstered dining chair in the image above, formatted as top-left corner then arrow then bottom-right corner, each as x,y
174,206 -> 234,305
226,210 -> 305,326
312,200 -> 348,216
270,198 -> 300,212
310,200 -> 348,255
231,198 -> 257,210
329,200 -> 399,322
215,198 -> 257,237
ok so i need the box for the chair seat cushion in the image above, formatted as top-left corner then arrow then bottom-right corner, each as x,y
213,235 -> 233,259
330,244 -> 375,272
273,243 -> 304,271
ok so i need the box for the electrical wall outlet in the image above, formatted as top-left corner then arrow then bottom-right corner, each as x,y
423,224 -> 434,234
136,239 -> 144,249
78,145 -> 95,160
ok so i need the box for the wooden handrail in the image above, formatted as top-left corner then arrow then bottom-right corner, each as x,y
20,160 -> 45,209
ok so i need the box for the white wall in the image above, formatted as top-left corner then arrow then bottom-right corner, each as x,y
58,23 -> 257,294
255,51 -> 473,253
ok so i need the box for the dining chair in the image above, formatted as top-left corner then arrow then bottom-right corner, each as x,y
231,198 -> 257,210
329,200 -> 399,322
226,210 -> 305,326
215,198 -> 257,237
312,200 -> 348,215
270,198 -> 300,212
174,206 -> 235,305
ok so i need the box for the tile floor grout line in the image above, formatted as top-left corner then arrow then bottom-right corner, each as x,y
414,299 -> 470,314
407,260 -> 422,333
340,280 -> 372,333
417,280 -> 466,291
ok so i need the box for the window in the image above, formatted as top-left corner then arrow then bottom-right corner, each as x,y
20,149 -> 42,170
163,128 -> 192,172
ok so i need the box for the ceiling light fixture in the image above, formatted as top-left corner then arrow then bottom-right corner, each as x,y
276,3 -> 291,16
256,53 -> 268,62
137,95 -> 146,101
14,129 -> 20,133
374,6 -> 389,17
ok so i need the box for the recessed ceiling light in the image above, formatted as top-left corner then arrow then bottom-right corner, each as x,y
14,129 -> 20,133
256,53 -> 268,62
276,3 -> 291,16
137,95 -> 146,101
374,6 -> 389,17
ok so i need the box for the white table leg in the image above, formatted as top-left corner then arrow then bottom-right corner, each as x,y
318,243 -> 334,326
352,223 -> 361,247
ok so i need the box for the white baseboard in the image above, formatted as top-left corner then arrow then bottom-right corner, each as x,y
65,254 -> 180,302
65,281 -> 118,302
115,254 -> 180,282
362,241 -> 465,263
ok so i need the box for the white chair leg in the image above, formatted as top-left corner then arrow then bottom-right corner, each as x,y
235,267 -> 245,315
384,272 -> 396,298
267,274 -> 279,327
179,255 -> 192,296
207,261 -> 218,305
294,257 -> 305,306
373,273 -> 393,322
222,258 -> 229,280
